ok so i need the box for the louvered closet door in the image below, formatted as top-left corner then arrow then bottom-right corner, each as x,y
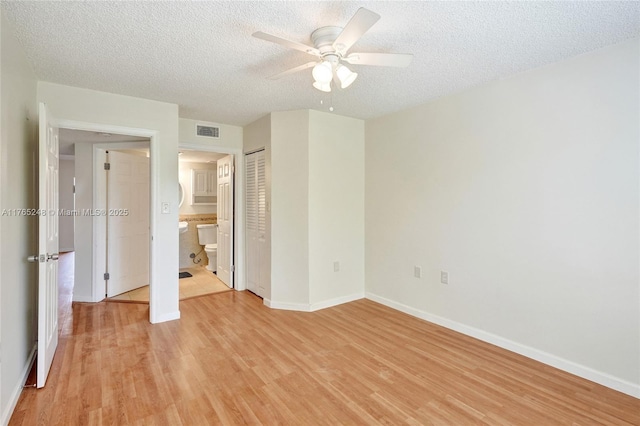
245,150 -> 266,297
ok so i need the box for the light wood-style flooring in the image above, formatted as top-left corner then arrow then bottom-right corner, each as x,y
109,266 -> 231,303
10,254 -> 639,425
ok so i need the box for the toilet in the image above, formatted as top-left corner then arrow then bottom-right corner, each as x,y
196,223 -> 218,272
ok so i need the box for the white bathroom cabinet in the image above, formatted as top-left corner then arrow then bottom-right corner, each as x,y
191,168 -> 217,205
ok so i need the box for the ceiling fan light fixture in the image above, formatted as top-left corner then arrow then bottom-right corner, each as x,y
336,64 -> 358,88
253,8 -> 413,94
312,61 -> 333,84
313,81 -> 332,92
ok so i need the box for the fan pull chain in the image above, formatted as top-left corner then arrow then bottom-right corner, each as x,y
319,87 -> 334,112
330,86 -> 334,112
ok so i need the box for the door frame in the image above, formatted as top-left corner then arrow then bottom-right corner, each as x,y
93,142 -> 151,300
178,142 -> 246,291
56,119 -> 161,321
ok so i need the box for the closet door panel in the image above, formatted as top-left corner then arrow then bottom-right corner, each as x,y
245,150 -> 266,297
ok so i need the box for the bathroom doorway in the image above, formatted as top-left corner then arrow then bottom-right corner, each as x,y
178,139 -> 246,295
177,149 -> 234,295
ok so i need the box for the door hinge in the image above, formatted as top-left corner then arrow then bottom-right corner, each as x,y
104,272 -> 110,280
231,265 -> 235,272
104,162 -> 111,170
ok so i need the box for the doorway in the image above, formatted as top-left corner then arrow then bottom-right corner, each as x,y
178,149 -> 234,295
178,140 -> 246,296
56,129 -> 151,304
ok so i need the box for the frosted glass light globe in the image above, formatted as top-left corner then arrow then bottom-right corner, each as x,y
312,61 -> 333,84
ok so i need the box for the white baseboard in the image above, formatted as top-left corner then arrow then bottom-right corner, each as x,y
263,299 -> 310,312
1,344 -> 36,426
365,291 -> 640,399
310,292 -> 364,311
151,310 -> 181,324
264,292 -> 364,312
71,294 -> 94,303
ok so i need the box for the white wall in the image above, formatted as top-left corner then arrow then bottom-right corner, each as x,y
270,111 -> 310,306
58,158 -> 74,252
265,110 -> 366,310
243,114 -> 270,154
308,111 -> 365,307
38,82 -> 180,323
365,39 -> 640,396
0,10 -> 38,425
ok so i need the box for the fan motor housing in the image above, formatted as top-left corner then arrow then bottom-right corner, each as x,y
311,26 -> 343,54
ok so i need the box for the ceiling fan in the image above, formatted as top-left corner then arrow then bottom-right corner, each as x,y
252,7 -> 413,92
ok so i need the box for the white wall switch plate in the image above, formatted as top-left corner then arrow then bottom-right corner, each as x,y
441,271 -> 449,284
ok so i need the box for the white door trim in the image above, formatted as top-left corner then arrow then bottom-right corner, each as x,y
178,142 -> 246,291
54,119 -> 161,323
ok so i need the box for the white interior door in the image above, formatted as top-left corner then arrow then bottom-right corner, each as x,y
245,151 -> 266,297
106,150 -> 150,297
37,102 -> 59,388
217,155 -> 234,288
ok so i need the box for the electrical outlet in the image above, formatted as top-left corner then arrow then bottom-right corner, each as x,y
441,271 -> 449,285
414,266 -> 422,278
333,261 -> 340,272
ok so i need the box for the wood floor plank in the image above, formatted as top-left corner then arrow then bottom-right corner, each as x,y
9,253 -> 640,425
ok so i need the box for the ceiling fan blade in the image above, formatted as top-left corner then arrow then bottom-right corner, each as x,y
252,31 -> 320,57
343,52 -> 413,67
332,8 -> 380,53
268,61 -> 318,80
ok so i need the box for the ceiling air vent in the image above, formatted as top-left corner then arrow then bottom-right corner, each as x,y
196,124 -> 220,139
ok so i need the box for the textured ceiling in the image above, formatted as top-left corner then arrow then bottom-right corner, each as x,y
3,1 -> 639,127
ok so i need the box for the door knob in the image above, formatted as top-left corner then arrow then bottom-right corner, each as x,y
47,253 -> 59,261
27,254 -> 43,263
